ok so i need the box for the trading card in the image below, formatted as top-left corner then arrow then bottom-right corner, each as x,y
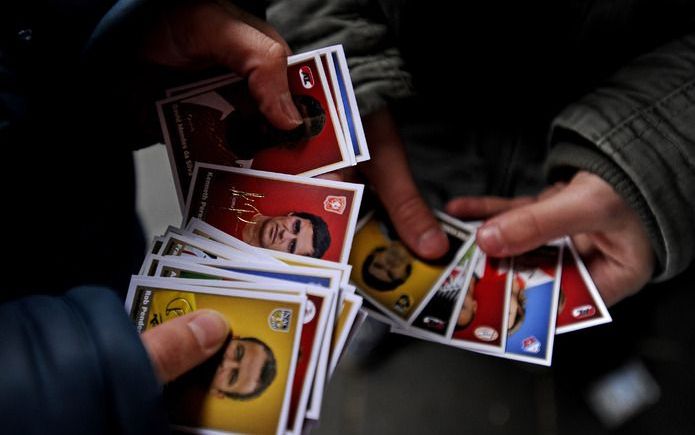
449,254 -> 512,354
284,288 -> 334,435
326,46 -> 369,163
410,240 -> 478,338
304,289 -> 338,421
138,254 -> 164,277
362,298 -> 399,327
185,217 -> 282,265
269,251 -> 353,287
126,277 -> 305,435
184,163 -> 363,263
150,273 -> 332,435
154,256 -> 341,295
298,45 -> 370,163
556,238 -> 612,334
158,54 -> 350,207
329,291 -> 363,375
348,211 -> 469,325
150,237 -> 164,255
502,245 -> 562,366
156,233 -> 249,262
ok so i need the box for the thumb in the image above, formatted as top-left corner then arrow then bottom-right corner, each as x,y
202,5 -> 302,129
360,108 -> 448,259
141,309 -> 230,383
476,181 -> 604,257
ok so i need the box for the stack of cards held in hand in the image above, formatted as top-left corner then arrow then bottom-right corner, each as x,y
156,44 -> 369,208
125,45 -> 370,434
350,211 -> 612,366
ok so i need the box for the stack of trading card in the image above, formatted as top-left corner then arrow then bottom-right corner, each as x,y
125,45 -> 370,434
350,210 -> 612,367
156,44 -> 369,208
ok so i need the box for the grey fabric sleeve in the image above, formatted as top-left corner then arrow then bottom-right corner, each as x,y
547,33 -> 695,281
268,0 -> 415,116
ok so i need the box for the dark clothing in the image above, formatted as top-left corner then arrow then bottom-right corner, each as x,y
1,0 -> 167,433
268,0 -> 695,281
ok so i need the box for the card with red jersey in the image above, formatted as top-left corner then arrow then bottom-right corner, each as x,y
183,163 -> 363,264
556,238 -> 612,334
158,53 -> 351,207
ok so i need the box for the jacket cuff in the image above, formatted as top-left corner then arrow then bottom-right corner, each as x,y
546,137 -> 666,280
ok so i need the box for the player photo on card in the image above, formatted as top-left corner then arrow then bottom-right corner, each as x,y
503,246 -> 561,366
449,253 -> 512,353
184,164 -> 363,263
126,277 -> 305,435
410,243 -> 478,338
158,53 -> 350,206
556,239 -> 612,334
349,211 -> 469,324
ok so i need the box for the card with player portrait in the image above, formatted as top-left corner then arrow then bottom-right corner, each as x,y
298,45 -> 369,164
125,276 -> 305,435
409,241 -> 479,339
349,211 -> 470,325
158,54 -> 351,207
502,245 -> 562,366
556,238 -> 612,334
448,253 -> 512,354
183,163 -> 363,263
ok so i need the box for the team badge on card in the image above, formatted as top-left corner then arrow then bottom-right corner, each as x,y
324,195 -> 347,214
269,308 -> 293,332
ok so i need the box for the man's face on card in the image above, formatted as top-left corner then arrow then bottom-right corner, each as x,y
259,214 -> 315,256
211,338 -> 269,399
367,242 -> 411,285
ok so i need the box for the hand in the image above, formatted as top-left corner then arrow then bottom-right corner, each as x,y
446,171 -> 656,306
141,309 -> 229,383
142,0 -> 302,130
319,107 -> 449,259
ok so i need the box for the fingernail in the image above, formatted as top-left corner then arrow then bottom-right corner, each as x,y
477,225 -> 505,254
188,310 -> 229,351
417,227 -> 448,257
280,92 -> 303,126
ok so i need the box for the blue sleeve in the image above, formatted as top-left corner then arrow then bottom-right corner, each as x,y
0,287 -> 168,435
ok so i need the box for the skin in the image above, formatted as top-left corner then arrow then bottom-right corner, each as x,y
456,279 -> 478,328
446,171 -> 655,306
210,338 -> 268,398
317,107 -> 450,260
138,0 -> 305,383
243,213 -> 315,256
366,242 -> 412,285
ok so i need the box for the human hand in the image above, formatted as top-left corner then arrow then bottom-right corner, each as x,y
446,171 -> 655,306
319,107 -> 449,259
142,0 -> 302,130
141,309 -> 229,383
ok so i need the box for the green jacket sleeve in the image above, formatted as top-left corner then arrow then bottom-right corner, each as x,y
547,32 -> 695,281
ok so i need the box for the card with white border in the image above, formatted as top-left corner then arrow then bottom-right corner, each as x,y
158,53 -> 351,208
349,210 -> 470,325
556,238 -> 612,334
125,276 -> 305,435
184,163 -> 363,264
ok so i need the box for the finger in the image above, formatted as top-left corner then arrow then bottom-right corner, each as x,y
141,309 -> 230,383
361,108 -> 449,259
445,196 -> 535,219
314,167 -> 360,183
206,12 -> 302,129
476,179 -> 613,257
220,3 -> 293,56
